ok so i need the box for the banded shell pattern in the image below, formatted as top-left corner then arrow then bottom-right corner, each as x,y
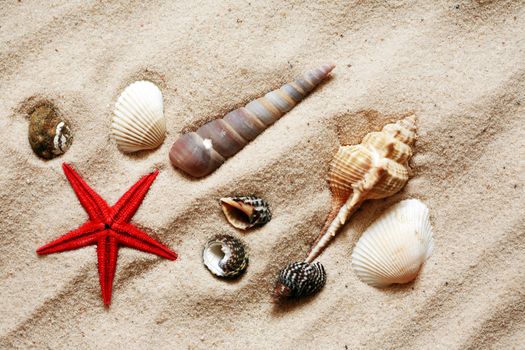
169,64 -> 335,178
220,196 -> 272,230
202,234 -> 248,278
112,81 -> 166,153
352,199 -> 434,287
274,261 -> 326,299
28,103 -> 72,159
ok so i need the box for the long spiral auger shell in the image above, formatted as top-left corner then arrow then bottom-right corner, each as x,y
169,63 -> 335,178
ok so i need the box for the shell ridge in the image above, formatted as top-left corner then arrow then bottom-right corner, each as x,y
352,199 -> 433,287
112,81 -> 166,152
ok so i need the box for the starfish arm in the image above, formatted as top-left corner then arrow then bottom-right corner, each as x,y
62,163 -> 111,223
36,222 -> 105,255
97,234 -> 119,306
111,170 -> 159,224
112,222 -> 177,261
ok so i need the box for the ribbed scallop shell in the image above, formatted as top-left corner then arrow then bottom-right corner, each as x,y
273,261 -> 326,299
351,199 -> 433,287
169,64 -> 335,178
202,234 -> 248,278
112,81 -> 166,153
220,196 -> 272,230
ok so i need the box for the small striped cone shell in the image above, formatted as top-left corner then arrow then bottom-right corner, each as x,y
273,261 -> 326,299
112,81 -> 166,153
305,115 -> 417,264
220,196 -> 272,230
352,199 -> 433,287
202,234 -> 248,278
169,63 -> 335,178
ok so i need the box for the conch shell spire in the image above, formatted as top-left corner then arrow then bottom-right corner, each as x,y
169,63 -> 335,178
305,115 -> 417,263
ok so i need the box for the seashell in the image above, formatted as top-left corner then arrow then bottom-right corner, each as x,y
28,103 -> 72,159
273,261 -> 326,299
169,64 -> 336,177
220,196 -> 272,230
305,114 -> 418,263
274,115 -> 418,300
202,234 -> 248,278
111,81 -> 166,153
351,199 -> 434,287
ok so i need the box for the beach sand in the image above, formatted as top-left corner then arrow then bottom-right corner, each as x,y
1,0 -> 524,348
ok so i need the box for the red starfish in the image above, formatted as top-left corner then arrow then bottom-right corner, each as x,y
37,163 -> 177,306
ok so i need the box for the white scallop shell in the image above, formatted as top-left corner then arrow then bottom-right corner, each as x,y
351,199 -> 434,287
111,81 -> 166,153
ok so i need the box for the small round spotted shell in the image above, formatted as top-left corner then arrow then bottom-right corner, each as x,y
202,234 -> 248,278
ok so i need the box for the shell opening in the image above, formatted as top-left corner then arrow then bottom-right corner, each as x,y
223,205 -> 251,229
220,198 -> 255,230
209,242 -> 229,265
203,242 -> 230,276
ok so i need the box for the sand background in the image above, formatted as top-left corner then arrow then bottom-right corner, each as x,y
1,0 -> 524,349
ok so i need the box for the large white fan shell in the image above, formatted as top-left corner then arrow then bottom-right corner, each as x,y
351,199 -> 434,287
112,81 -> 166,153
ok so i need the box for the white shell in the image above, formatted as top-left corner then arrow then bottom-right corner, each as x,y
351,199 -> 434,287
203,240 -> 227,276
112,81 -> 166,153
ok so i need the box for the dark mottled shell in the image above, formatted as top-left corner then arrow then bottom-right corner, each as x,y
202,234 -> 248,278
28,104 -> 72,159
273,261 -> 326,299
220,196 -> 272,230
169,63 -> 335,178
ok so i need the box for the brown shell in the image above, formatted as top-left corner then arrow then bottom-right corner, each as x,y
28,104 -> 72,159
169,64 -> 335,178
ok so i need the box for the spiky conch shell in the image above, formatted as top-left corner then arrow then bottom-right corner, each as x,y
273,115 -> 417,299
352,199 -> 433,287
111,81 -> 166,153
220,196 -> 272,230
202,234 -> 248,278
169,64 -> 335,178
305,115 -> 417,263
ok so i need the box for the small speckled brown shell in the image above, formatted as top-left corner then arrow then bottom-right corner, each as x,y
28,104 -> 72,159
